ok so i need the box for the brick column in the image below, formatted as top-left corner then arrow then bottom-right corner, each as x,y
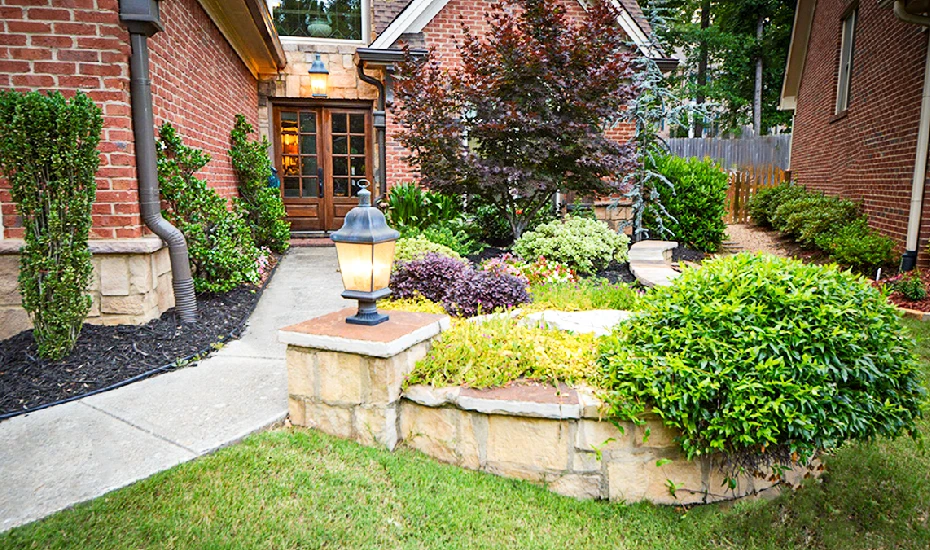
279,308 -> 449,449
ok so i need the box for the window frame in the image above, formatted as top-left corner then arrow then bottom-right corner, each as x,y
835,4 -> 858,115
272,0 -> 371,45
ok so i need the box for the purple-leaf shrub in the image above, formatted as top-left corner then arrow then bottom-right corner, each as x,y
443,269 -> 530,318
390,252 -> 529,317
390,253 -> 472,304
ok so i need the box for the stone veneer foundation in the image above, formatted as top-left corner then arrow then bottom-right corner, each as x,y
0,237 -> 175,340
281,309 -> 816,506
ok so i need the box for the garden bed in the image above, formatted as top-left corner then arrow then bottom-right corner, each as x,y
0,258 -> 279,419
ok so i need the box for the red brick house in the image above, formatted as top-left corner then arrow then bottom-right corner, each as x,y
780,0 -> 930,269
0,0 -> 657,337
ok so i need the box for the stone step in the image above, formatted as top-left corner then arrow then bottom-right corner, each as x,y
627,240 -> 678,263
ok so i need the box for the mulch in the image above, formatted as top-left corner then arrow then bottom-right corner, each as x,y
0,261 -> 278,420
591,260 -> 636,284
876,270 -> 930,313
672,245 -> 706,264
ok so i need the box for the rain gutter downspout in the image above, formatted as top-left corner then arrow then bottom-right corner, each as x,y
119,1 -> 197,321
357,61 -> 388,201
896,0 -> 930,270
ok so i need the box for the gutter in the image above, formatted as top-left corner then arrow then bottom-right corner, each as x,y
119,0 -> 198,321
355,48 -> 428,202
896,0 -> 930,270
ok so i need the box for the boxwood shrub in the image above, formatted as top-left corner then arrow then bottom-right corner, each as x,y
513,217 -> 629,275
644,154 -> 728,252
598,253 -> 924,476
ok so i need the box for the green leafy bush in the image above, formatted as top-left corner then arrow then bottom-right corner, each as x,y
889,271 -> 928,302
406,316 -> 598,388
513,217 -> 630,275
598,254 -> 925,473
747,182 -> 808,228
157,123 -> 259,293
770,193 -> 861,247
644,155 -> 728,252
394,235 -> 462,263
401,219 -> 485,257
814,218 -> 896,272
385,182 -> 460,230
0,91 -> 101,359
230,115 -> 290,254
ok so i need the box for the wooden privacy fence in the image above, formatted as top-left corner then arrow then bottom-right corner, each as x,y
725,164 -> 789,223
668,135 -> 792,171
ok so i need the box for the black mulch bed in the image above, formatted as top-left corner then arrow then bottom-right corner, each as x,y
0,285 -> 265,420
467,246 -> 509,264
673,245 -> 706,264
592,260 -> 636,284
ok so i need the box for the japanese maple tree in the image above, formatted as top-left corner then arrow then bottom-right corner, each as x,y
393,0 -> 637,239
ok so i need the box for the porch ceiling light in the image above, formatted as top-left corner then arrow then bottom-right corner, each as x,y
330,180 -> 399,325
309,53 -> 329,98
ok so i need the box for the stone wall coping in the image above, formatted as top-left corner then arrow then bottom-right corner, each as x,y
279,308 -> 450,358
0,237 -> 166,255
403,382 -> 661,422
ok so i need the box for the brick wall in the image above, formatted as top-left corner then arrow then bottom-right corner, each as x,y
0,0 -> 259,240
790,0 -> 928,256
384,0 -> 635,187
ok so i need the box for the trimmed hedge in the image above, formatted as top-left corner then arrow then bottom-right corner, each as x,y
644,154 -> 728,252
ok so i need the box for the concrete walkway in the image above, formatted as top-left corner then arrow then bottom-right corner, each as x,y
0,247 -> 349,532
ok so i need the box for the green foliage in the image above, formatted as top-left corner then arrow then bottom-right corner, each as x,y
644,154 -> 728,252
598,254 -> 925,472
814,219 -> 897,272
774,194 -> 861,247
406,316 -> 598,389
394,235 -> 463,263
526,279 -> 642,312
513,217 -> 630,275
230,115 -> 290,254
401,219 -> 485,257
0,91 -> 101,359
890,271 -> 928,302
747,182 -> 808,228
385,183 -> 461,231
157,122 -> 259,293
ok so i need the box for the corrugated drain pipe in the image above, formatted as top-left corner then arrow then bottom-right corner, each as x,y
357,61 -> 388,201
120,4 -> 197,321
896,1 -> 930,270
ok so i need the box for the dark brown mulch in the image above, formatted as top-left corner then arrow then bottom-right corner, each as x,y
591,261 -> 636,284
0,279 -> 271,420
673,245 -> 706,264
467,246 -> 509,264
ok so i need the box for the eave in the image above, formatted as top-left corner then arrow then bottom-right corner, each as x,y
780,0 -> 817,111
197,0 -> 286,79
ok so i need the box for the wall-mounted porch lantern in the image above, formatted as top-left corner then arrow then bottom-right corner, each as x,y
331,180 -> 398,325
309,53 -> 329,98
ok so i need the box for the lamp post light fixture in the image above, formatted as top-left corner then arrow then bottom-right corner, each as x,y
331,180 -> 399,325
308,53 -> 329,98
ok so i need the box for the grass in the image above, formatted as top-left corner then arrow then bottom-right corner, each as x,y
525,279 -> 643,313
4,318 -> 930,549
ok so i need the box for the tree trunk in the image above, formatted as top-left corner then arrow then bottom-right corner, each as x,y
754,15 -> 764,136
694,0 -> 710,137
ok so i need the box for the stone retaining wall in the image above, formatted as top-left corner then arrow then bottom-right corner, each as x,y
399,385 -> 812,505
0,238 -> 174,339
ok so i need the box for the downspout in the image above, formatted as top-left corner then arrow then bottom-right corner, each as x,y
120,2 -> 198,321
357,61 -> 388,201
897,0 -> 930,270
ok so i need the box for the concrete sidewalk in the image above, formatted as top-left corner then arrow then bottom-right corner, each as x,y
0,247 -> 349,532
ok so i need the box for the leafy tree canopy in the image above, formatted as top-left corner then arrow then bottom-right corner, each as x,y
393,0 -> 637,239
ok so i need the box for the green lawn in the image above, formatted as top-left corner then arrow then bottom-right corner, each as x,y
4,319 -> 930,549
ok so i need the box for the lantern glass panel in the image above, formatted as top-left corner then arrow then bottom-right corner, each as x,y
335,242 -> 375,292
310,73 -> 328,97
371,241 -> 395,290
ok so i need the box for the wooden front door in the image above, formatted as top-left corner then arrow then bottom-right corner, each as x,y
274,105 -> 373,232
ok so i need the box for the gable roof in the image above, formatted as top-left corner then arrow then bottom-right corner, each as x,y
369,0 -> 661,58
779,0 -> 816,110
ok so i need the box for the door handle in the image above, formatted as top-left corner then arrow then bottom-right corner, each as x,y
318,167 -> 324,196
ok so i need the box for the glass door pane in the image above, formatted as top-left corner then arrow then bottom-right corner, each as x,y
298,110 -> 320,198
330,112 -> 368,198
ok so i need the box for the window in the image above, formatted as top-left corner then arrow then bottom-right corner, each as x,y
836,8 -> 857,114
270,0 -> 364,41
